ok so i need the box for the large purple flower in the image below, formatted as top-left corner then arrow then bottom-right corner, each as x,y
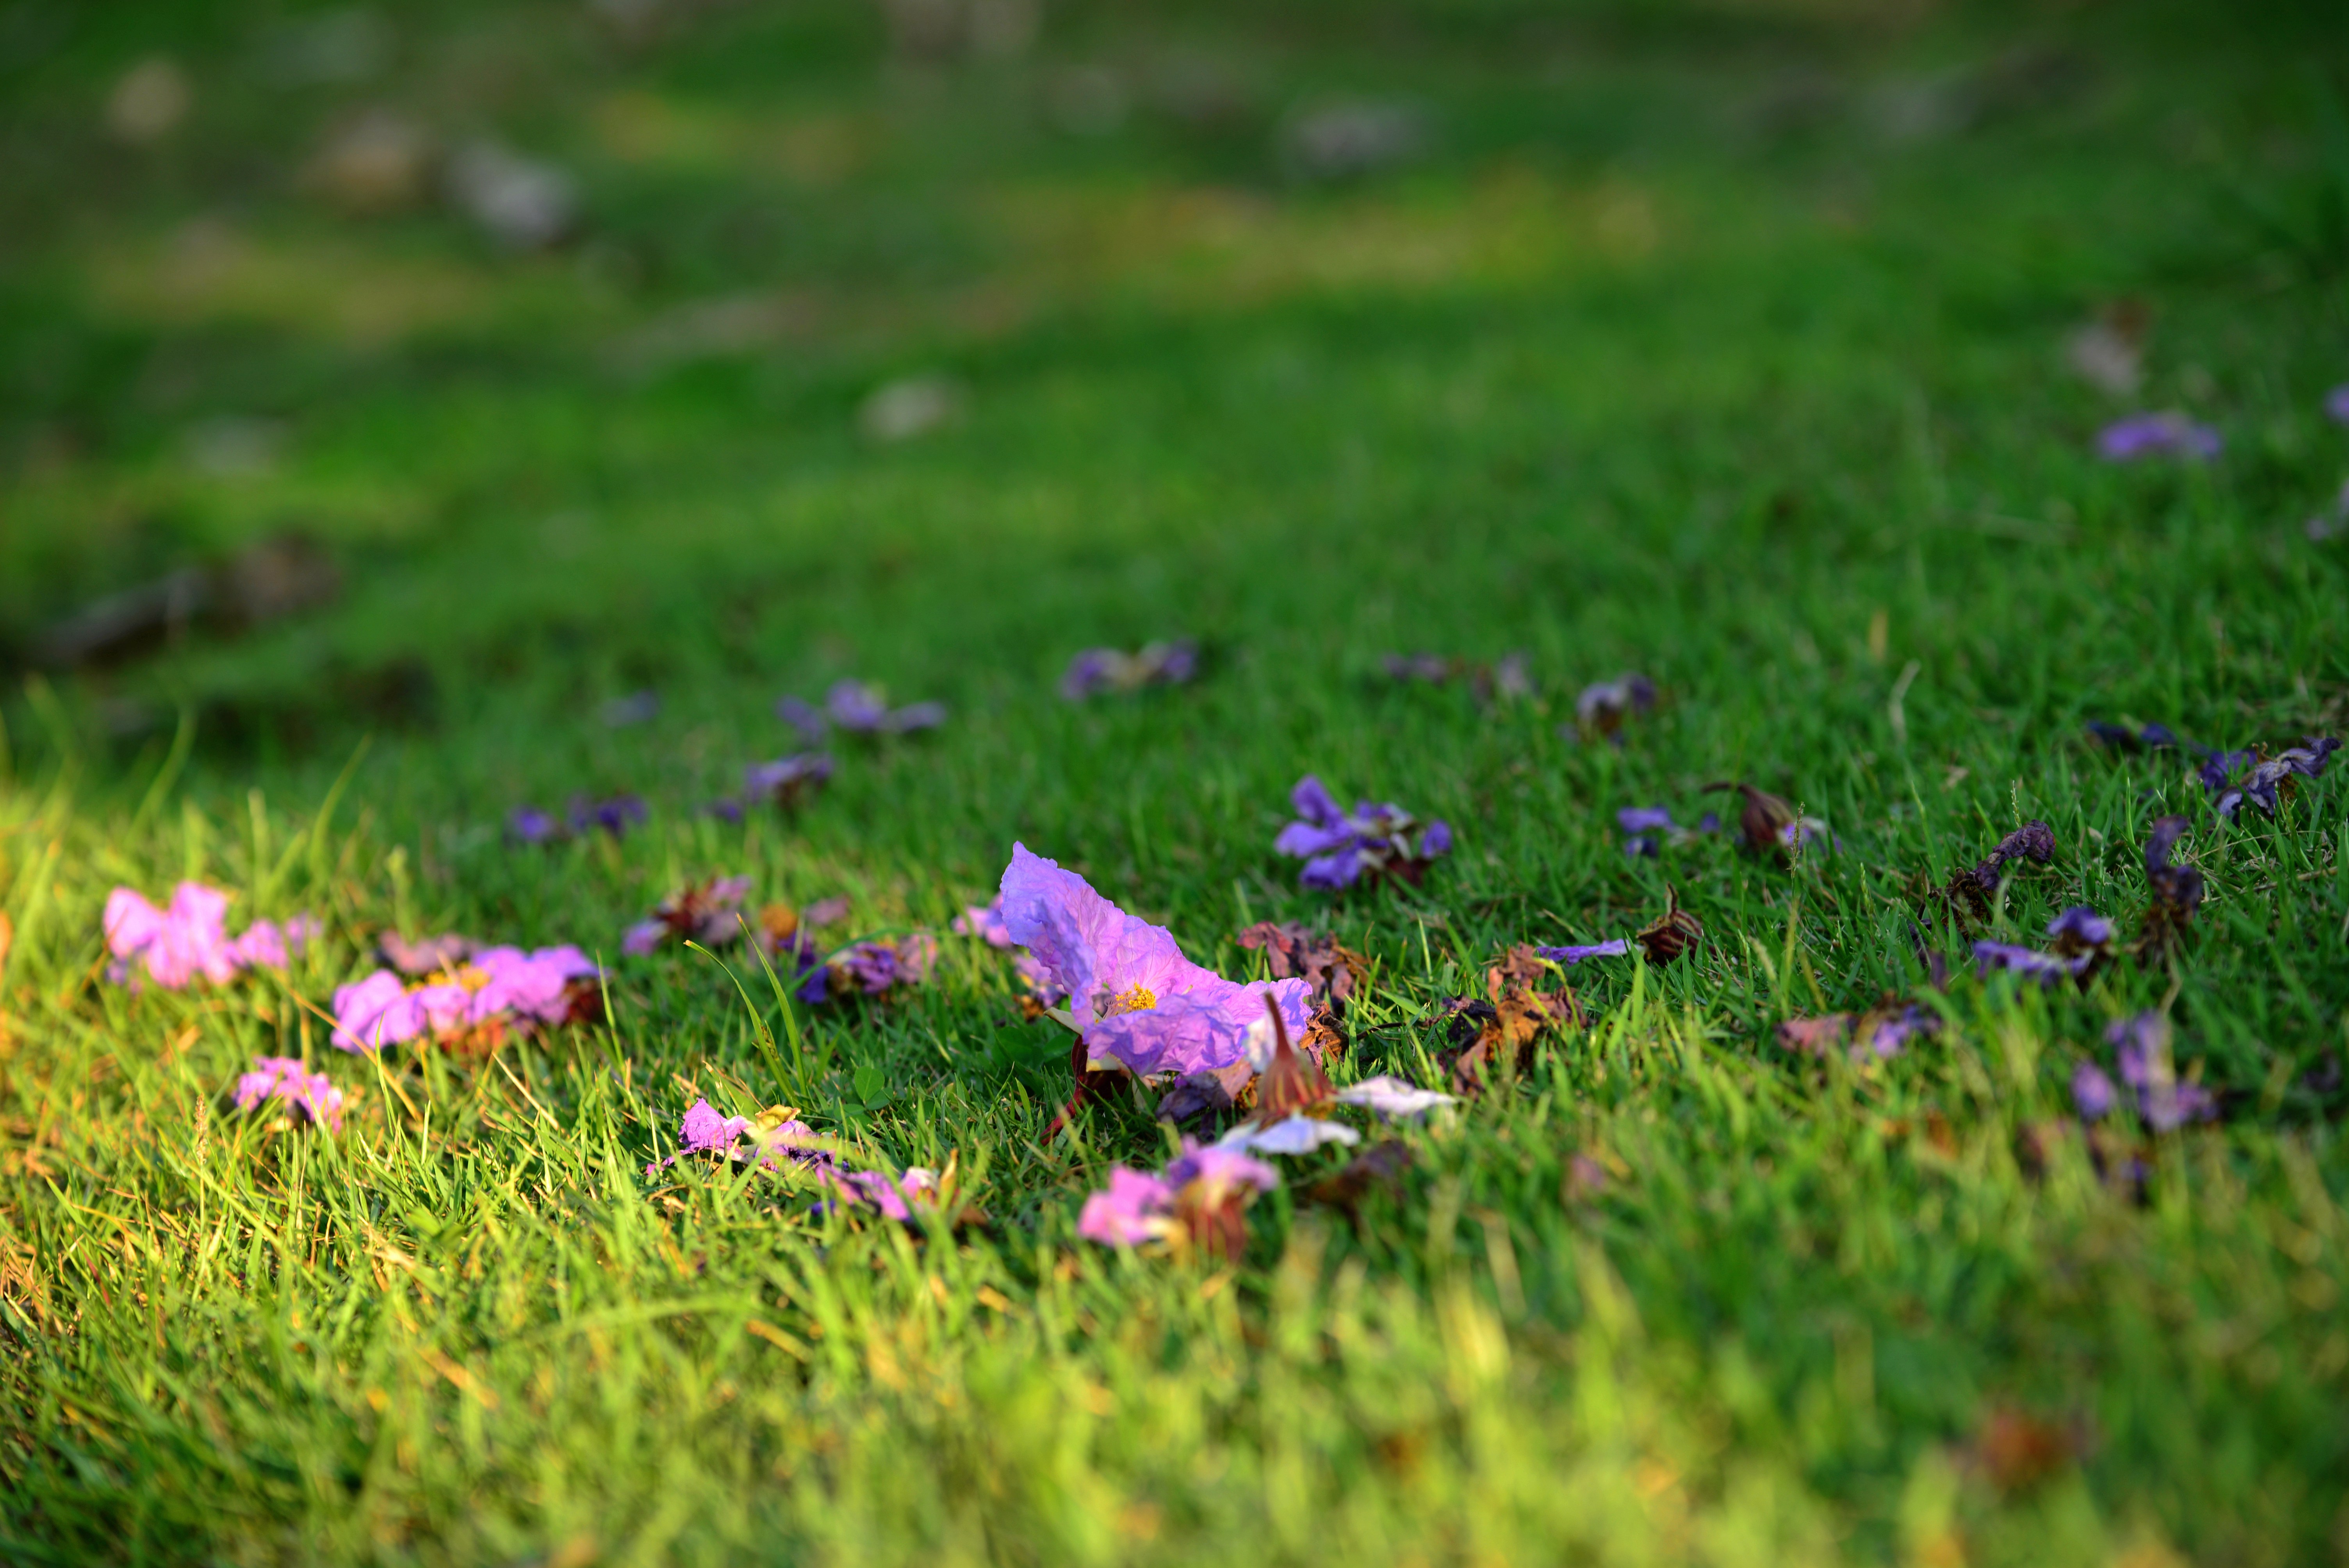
2096,412 -> 2221,461
1274,775 -> 1452,891
233,1056 -> 345,1131
999,843 -> 1310,1077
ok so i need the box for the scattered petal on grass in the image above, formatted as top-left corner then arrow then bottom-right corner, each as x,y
1001,843 -> 1310,1077
954,896 -> 1014,948
2325,384 -> 2349,425
1078,1168 -> 1179,1245
778,681 -> 945,739
1615,805 -> 1718,857
1078,1141 -> 1278,1259
738,753 -> 835,815
1061,641 -> 1198,699
2072,1062 -> 2117,1121
1219,1112 -> 1362,1155
1274,774 -> 1451,890
2096,412 -> 2220,461
1333,1075 -> 1454,1117
380,932 -> 478,975
1776,1002 -> 1936,1062
232,1056 -> 344,1131
1378,650 -> 1529,705
1535,938 -> 1631,965
1973,940 -> 2088,988
798,934 -> 939,1005
1441,945 -> 1584,1094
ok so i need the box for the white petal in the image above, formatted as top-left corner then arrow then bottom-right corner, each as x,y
1334,1075 -> 1456,1117
1242,1013 -> 1278,1073
1218,1114 -> 1361,1155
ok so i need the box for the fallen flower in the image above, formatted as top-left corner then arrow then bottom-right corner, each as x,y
739,753 -> 835,814
2096,412 -> 2221,462
2110,1012 -> 2217,1130
1379,650 -> 1530,705
643,1097 -> 829,1177
1617,804 -> 1719,857
624,875 -> 754,955
797,933 -> 939,1005
1077,1140 -> 1280,1260
104,883 -> 314,990
232,1056 -> 344,1131
1236,921 -> 1368,1008
1974,940 -> 2089,988
1572,673 -> 1656,740
1061,640 -> 1199,700
1634,887 -> 1706,965
1776,1002 -> 1937,1062
1946,821 -> 2057,917
1706,782 -> 1831,861
1001,844 -> 1312,1079
2135,815 -> 2203,963
2087,720 -> 2190,753
2213,737 -> 2340,820
2326,384 -> 2349,425
507,805 -> 561,843
1274,774 -> 1452,891
1220,1113 -> 1361,1155
954,896 -> 1014,948
567,794 -> 649,839
1442,944 -> 1583,1094
1535,938 -> 1631,966
2071,1061 -> 2117,1121
380,931 -> 478,975
955,893 -> 1068,1015
814,1165 -> 939,1222
779,680 -> 945,740
332,945 -> 603,1053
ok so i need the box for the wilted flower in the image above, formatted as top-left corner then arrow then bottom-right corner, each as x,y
331,945 -> 602,1053
1572,673 -> 1657,740
624,875 -> 754,955
778,680 -> 944,741
1634,888 -> 1706,965
568,794 -> 648,838
2212,737 -> 2340,820
643,1098 -> 831,1177
1061,640 -> 1199,699
1000,843 -> 1311,1078
2087,720 -> 2189,753
1973,941 -> 2089,988
2110,1012 -> 2217,1130
814,1165 -> 939,1222
1776,1001 -> 1937,1062
232,1056 -> 344,1131
1235,921 -> 1367,1008
796,933 -> 939,1005
1274,774 -> 1453,890
1438,944 -> 1584,1094
103,883 -> 314,990
1078,1140 -> 1280,1260
1378,650 -> 1529,706
2096,412 -> 2221,461
2136,814 -> 2203,963
1706,782 -> 1831,861
739,752 -> 835,815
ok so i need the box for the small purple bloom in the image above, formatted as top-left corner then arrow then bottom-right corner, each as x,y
2109,1012 -> 2218,1130
1166,1141 -> 1282,1196
1973,941 -> 2087,987
1573,673 -> 1657,739
2326,384 -> 2349,425
103,883 -> 303,991
954,896 -> 1014,948
1000,843 -> 1310,1076
798,934 -> 940,1005
2215,736 -> 2340,819
228,914 -> 317,971
2072,1061 -> 2116,1122
567,794 -> 648,839
815,1165 -> 937,1222
1060,641 -> 1206,700
507,806 -> 560,844
644,1097 -> 831,1178
2096,412 -> 2221,462
1618,807 -> 1676,835
1534,939 -> 1632,966
743,753 -> 835,812
2046,905 -> 2114,950
1274,774 -> 1452,891
775,695 -> 828,745
233,1056 -> 345,1131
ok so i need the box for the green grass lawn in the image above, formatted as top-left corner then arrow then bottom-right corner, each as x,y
5,0 -> 2349,1561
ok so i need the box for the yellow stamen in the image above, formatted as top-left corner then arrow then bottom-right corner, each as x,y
1100,984 -> 1157,1017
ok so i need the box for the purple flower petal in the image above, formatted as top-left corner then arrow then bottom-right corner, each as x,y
1535,939 -> 1632,966
233,1056 -> 344,1131
2097,412 -> 2222,462
2072,1062 -> 2116,1121
1078,1167 -> 1178,1245
1219,1114 -> 1361,1155
2045,905 -> 2114,948
2325,384 -> 2349,426
775,695 -> 828,743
